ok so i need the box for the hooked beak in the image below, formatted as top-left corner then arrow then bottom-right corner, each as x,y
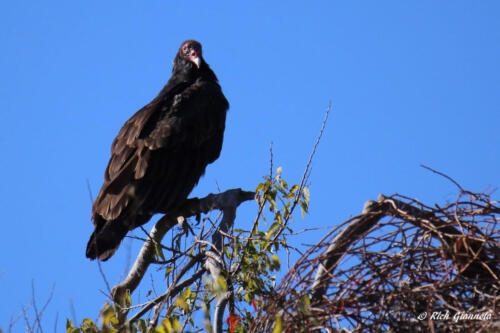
190,55 -> 201,68
187,48 -> 201,68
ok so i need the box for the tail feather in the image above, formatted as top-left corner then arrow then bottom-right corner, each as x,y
86,219 -> 129,261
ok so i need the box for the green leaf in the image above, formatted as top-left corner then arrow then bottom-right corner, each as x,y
302,186 -> 310,205
299,295 -> 311,313
264,255 -> 271,269
155,325 -> 166,333
265,222 -> 279,239
217,276 -> 228,291
160,318 -> 172,333
176,296 -> 189,312
300,201 -> 308,218
285,184 -> 299,199
99,303 -> 117,328
272,314 -> 283,333
66,320 -> 79,333
82,318 -> 98,329
125,289 -> 132,307
154,242 -> 165,261
271,255 -> 281,269
182,286 -> 191,299
172,318 -> 182,332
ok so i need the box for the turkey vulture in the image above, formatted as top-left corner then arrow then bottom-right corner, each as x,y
86,40 -> 229,261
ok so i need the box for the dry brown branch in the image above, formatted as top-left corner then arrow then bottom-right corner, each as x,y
252,188 -> 500,332
311,199 -> 387,301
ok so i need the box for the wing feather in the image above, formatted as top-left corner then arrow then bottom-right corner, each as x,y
92,78 -> 228,229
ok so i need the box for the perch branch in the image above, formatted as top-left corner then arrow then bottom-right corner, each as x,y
204,196 -> 240,333
213,292 -> 231,333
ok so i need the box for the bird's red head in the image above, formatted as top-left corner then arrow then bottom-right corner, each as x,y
180,40 -> 202,68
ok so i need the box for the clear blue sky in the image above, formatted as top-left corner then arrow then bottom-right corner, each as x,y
1,1 -> 499,330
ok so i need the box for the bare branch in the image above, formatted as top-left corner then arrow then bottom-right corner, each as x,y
213,292 -> 230,333
269,101 -> 331,248
147,254 -> 204,329
420,164 -> 465,193
127,266 -> 205,325
111,188 -> 254,323
311,199 -> 386,301
253,184 -> 500,332
31,280 -> 43,333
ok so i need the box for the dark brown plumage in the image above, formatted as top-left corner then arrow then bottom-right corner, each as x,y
86,40 -> 229,261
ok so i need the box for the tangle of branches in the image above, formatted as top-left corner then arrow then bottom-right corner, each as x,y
252,183 -> 500,332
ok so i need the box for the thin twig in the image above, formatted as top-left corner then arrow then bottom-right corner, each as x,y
420,164 -> 465,193
96,259 -> 112,297
127,266 -> 205,325
267,102 -> 332,251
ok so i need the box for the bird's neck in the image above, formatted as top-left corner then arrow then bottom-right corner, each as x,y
172,58 -> 218,84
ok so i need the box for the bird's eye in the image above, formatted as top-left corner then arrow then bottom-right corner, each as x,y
183,47 -> 190,55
